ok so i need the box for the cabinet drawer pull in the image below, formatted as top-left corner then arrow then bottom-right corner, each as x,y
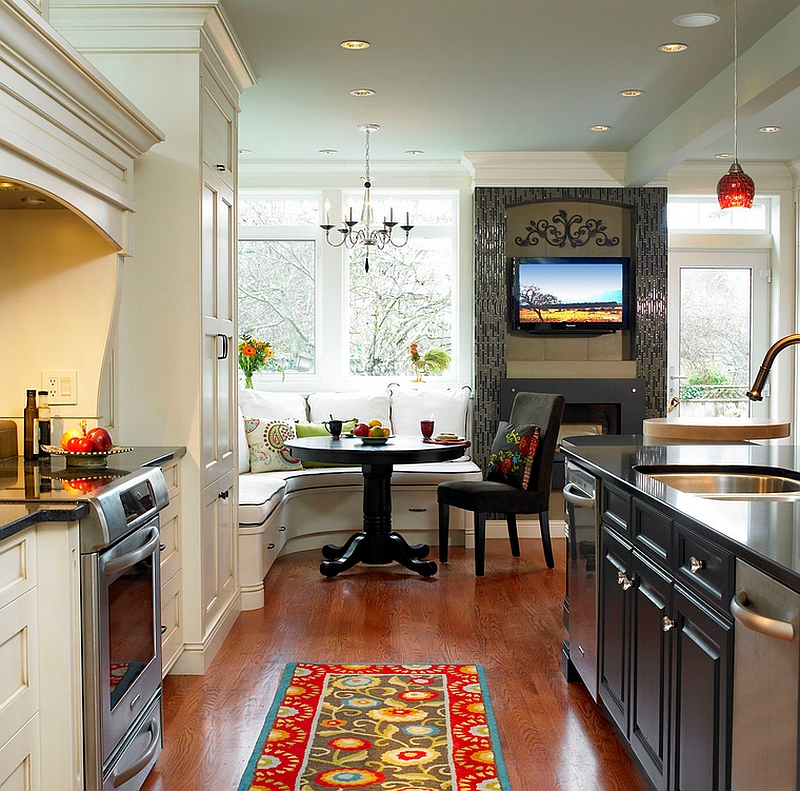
662,616 -> 675,632
730,591 -> 795,641
279,525 -> 286,532
218,490 -> 229,500
617,571 -> 633,591
689,556 -> 704,574
215,163 -> 227,172
159,543 -> 167,552
267,542 -> 276,550
563,482 -> 595,507
160,624 -> 167,634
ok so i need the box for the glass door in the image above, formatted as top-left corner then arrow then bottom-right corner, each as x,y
668,250 -> 770,418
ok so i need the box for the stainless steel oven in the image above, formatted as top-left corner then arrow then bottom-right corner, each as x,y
563,460 -> 600,700
79,467 -> 169,791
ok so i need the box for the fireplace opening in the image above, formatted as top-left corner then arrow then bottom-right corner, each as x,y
500,378 -> 646,489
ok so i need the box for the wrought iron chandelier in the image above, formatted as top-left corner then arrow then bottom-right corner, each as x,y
320,123 -> 413,272
717,0 -> 755,209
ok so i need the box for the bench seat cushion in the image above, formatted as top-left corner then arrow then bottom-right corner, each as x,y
238,473 -> 288,526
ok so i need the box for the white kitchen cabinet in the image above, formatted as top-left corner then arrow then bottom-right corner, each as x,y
0,520 -> 82,791
157,457 -> 183,675
47,3 -> 255,674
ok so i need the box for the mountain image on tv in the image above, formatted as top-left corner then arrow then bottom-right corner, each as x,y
518,260 -> 624,323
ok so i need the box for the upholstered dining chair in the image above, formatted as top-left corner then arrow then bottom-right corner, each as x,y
437,391 -> 566,576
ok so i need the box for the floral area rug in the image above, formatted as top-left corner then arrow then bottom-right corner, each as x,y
238,663 -> 510,791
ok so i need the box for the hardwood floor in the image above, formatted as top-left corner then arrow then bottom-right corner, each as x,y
142,538 -> 651,791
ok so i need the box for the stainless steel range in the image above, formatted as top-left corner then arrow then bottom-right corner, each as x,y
79,466 -> 169,791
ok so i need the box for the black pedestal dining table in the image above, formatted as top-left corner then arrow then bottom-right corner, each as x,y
285,435 -> 470,577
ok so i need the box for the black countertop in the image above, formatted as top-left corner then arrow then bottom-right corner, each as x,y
0,446 -> 185,542
561,435 -> 800,590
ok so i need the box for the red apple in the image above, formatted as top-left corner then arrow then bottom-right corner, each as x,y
87,427 -> 113,452
352,422 -> 370,437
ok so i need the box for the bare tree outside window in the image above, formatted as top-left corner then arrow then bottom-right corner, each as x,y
349,237 -> 453,377
238,239 -> 316,373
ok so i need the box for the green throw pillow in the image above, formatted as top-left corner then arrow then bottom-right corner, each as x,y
487,422 -> 541,489
295,420 -> 358,468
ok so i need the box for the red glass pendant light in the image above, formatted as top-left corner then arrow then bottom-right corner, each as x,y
717,0 -> 754,209
717,161 -> 755,209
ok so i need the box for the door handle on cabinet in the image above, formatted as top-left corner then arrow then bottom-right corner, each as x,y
563,482 -> 595,507
617,571 -> 634,591
217,334 -> 229,360
689,556 -> 704,574
662,616 -> 676,632
218,490 -> 229,500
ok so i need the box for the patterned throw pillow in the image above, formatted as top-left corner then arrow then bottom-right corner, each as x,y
487,422 -> 541,489
243,417 -> 303,473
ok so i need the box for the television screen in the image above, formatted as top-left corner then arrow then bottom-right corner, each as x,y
511,257 -> 630,333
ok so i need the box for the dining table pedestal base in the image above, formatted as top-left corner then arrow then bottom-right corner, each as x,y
319,463 -> 437,577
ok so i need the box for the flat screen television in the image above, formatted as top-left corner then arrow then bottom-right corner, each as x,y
510,256 -> 631,334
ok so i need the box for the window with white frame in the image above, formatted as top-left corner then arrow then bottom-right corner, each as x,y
668,196 -> 770,232
238,189 -> 460,386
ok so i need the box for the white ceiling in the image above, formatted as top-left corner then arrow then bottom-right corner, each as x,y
226,0 -> 800,181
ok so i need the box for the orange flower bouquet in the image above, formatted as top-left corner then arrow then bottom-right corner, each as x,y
238,334 -> 284,388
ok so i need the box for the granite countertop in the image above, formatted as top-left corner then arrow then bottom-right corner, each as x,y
561,435 -> 800,589
0,446 -> 185,542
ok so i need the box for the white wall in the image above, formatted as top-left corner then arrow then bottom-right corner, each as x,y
0,208 -> 119,443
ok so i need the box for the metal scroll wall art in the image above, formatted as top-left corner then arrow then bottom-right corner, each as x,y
515,208 -> 620,249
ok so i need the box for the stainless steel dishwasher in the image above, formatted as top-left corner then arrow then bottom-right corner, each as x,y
563,461 -> 600,700
730,559 -> 800,791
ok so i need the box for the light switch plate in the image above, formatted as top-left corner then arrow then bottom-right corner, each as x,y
41,370 -> 78,405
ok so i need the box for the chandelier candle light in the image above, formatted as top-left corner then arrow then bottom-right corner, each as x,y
716,0 -> 755,209
320,124 -> 413,272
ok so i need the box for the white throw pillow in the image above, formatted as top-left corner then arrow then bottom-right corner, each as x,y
243,416 -> 303,473
307,391 -> 390,427
238,390 -> 307,422
390,386 -> 471,438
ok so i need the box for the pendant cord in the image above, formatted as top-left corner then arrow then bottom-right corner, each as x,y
364,128 -> 371,184
733,0 -> 739,162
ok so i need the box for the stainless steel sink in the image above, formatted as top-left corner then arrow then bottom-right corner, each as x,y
634,466 -> 800,500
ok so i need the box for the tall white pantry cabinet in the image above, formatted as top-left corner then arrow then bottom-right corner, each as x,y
50,0 -> 256,673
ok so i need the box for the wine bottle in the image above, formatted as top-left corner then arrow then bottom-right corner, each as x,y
23,389 -> 39,459
37,390 -> 51,451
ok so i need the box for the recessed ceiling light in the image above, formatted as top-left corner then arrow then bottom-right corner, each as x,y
758,125 -> 781,133
319,149 -> 338,155
405,149 -> 425,156
715,152 -> 733,158
0,181 -> 19,190
589,125 -> 611,132
619,89 -> 644,97
673,13 -> 720,27
237,148 -> 251,155
659,43 -> 688,53
341,40 -> 370,50
350,88 -> 375,97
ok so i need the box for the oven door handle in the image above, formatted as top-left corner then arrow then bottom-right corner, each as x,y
104,525 -> 160,576
112,712 -> 161,787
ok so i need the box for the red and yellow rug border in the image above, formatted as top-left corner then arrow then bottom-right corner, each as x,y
238,662 -> 510,791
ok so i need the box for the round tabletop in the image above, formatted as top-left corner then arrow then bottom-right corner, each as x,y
286,435 -> 470,466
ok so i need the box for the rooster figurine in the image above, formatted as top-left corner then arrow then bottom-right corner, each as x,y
409,343 -> 451,381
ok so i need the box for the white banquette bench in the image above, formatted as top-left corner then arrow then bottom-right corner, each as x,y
237,385 -> 482,608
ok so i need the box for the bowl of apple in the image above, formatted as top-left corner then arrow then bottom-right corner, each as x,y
351,420 -> 393,445
42,422 -> 133,468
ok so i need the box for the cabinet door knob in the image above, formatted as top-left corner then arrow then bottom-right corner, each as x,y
159,543 -> 166,552
689,556 -> 704,574
617,570 -> 634,591
218,490 -> 229,500
160,624 -> 167,634
215,163 -> 226,172
662,616 -> 676,632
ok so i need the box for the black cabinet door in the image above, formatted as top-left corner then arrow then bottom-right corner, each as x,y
670,584 -> 731,791
630,550 -> 672,791
599,523 -> 633,737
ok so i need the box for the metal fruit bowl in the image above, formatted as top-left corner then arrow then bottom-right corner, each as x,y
358,435 -> 394,445
41,445 -> 133,468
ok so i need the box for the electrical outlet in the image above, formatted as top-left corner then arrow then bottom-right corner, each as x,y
41,370 -> 78,405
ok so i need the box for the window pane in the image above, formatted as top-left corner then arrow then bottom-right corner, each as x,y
668,199 -> 767,231
239,199 -> 318,227
238,239 -> 316,373
342,192 -> 454,227
679,268 -> 751,417
348,238 -> 453,376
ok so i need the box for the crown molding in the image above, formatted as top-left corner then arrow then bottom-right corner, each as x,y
667,160 -> 794,195
461,151 -> 638,188
239,160 -> 473,190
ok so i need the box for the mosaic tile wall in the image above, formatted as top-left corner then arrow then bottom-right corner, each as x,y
473,186 -> 668,467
